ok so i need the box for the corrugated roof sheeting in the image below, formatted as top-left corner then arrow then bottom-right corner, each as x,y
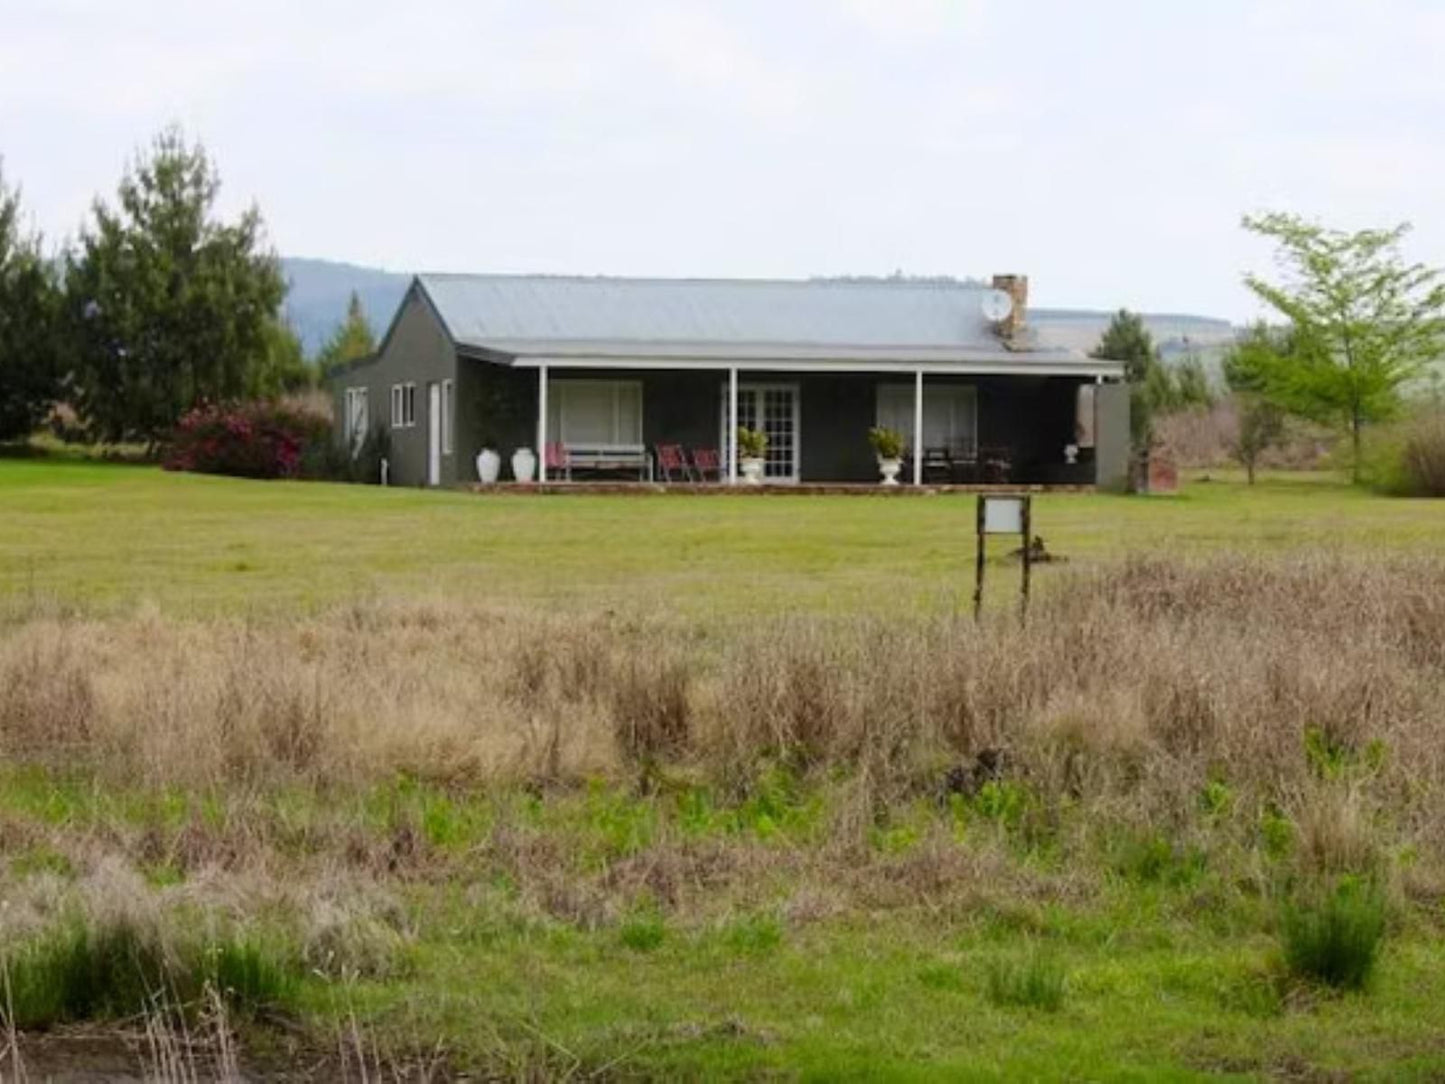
419,274 -> 1013,352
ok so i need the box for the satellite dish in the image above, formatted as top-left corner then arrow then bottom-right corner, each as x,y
981,289 -> 1014,323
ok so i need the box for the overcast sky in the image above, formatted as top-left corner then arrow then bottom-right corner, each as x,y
2,0 -> 1441,320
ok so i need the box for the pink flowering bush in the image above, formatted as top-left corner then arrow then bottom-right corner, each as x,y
164,400 -> 332,480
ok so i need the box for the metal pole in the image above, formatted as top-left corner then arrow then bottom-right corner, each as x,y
537,364 -> 549,482
1020,496 -> 1032,621
913,369 -> 924,486
727,366 -> 739,484
973,495 -> 986,620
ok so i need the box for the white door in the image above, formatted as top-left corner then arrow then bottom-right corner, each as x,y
427,382 -> 442,486
721,384 -> 800,482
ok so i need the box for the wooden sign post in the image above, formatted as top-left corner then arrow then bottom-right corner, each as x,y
974,494 -> 1032,620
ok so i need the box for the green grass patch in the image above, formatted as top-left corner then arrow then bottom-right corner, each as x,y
2,916 -> 302,1028
1281,879 -> 1387,991
618,911 -> 667,953
984,947 -> 1068,1012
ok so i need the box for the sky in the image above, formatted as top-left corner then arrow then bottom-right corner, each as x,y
2,0 -> 1442,321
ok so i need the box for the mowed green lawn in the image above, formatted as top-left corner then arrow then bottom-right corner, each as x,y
2,457 -> 1442,617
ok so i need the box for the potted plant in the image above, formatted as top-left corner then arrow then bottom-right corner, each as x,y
736,427 -> 768,485
511,446 -> 537,483
868,426 -> 906,485
475,434 -> 501,484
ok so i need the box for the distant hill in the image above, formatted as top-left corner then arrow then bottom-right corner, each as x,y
1030,309 -> 1237,363
280,258 -> 409,355
280,258 -> 1238,361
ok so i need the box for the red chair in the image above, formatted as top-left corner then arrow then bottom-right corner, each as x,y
544,442 -> 571,481
690,447 -> 721,482
655,443 -> 694,482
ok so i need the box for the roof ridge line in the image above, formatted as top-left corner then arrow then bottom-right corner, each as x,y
416,272 -> 989,291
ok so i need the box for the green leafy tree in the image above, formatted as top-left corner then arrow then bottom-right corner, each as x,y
0,168 -> 61,441
1223,324 -> 1294,485
316,291 -> 376,380
1091,309 -> 1163,451
1171,352 -> 1216,411
64,127 -> 285,446
1240,213 -> 1445,481
247,318 -> 312,398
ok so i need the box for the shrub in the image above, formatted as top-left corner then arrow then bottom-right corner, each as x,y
1362,407 -> 1445,496
1397,410 -> 1445,497
867,426 -> 905,460
1280,879 -> 1386,990
164,399 -> 331,480
301,422 -> 390,485
985,948 -> 1066,1011
736,426 -> 768,459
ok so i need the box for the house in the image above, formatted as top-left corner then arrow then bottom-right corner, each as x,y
330,272 -> 1129,489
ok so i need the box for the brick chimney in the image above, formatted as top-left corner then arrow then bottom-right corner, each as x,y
991,274 -> 1029,340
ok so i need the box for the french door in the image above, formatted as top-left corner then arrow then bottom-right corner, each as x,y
722,384 -> 800,482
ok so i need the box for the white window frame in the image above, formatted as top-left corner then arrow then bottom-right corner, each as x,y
390,382 -> 418,429
876,382 -> 977,457
547,379 -> 643,446
440,379 -> 454,455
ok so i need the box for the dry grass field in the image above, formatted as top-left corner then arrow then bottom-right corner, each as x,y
1,458 -> 1445,1078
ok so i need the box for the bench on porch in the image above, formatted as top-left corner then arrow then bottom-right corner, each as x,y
548,443 -> 653,481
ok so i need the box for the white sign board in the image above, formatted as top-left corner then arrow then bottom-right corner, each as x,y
982,496 -> 1025,535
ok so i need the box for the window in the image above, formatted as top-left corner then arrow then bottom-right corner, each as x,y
343,387 -> 368,452
390,383 -> 417,428
440,379 -> 454,454
876,383 -> 977,455
546,380 -> 643,445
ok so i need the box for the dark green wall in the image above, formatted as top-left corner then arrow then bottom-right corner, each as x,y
329,283 -> 458,487
456,358 -> 536,481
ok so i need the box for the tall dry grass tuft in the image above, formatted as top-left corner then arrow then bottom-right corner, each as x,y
1,554 -> 1444,869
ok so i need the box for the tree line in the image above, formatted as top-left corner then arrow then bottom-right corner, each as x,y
1091,213 -> 1445,484
0,127 -> 378,448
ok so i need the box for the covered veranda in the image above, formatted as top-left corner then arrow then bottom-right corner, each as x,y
515,353 -> 1122,488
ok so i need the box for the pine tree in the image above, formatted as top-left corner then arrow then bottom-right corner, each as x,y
0,167 -> 60,441
63,127 -> 285,445
1090,309 -> 1164,451
316,292 -> 376,379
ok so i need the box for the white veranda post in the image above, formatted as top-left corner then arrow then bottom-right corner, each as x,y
727,366 -> 739,484
913,369 -> 924,486
537,364 -> 549,482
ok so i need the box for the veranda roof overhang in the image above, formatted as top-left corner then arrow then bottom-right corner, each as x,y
455,341 -> 1124,380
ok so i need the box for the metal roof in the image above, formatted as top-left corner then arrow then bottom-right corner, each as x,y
411,273 -> 1121,374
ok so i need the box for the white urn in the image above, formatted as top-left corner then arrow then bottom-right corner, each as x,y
511,447 -> 537,483
476,448 -> 501,484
